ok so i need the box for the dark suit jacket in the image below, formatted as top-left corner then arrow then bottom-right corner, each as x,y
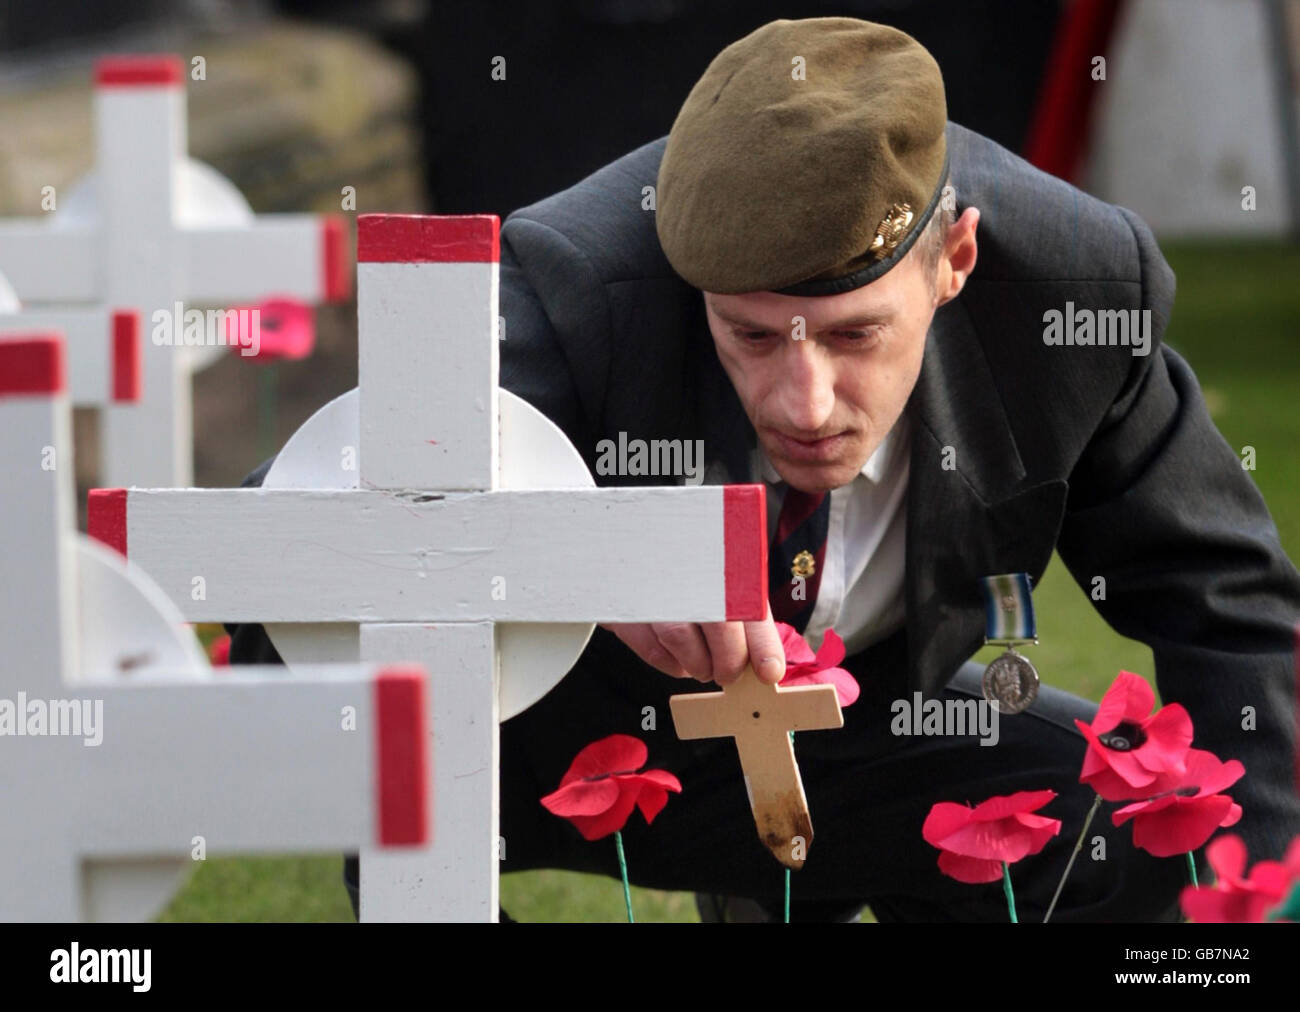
496,122 -> 1300,861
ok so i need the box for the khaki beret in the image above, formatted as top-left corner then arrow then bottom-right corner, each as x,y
657,17 -> 948,296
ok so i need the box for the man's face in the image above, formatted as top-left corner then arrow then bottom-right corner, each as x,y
704,248 -> 939,494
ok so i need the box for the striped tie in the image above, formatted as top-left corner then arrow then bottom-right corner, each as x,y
768,487 -> 830,633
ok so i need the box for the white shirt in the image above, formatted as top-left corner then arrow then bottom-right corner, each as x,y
751,415 -> 911,656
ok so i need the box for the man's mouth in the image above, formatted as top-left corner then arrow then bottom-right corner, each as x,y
767,428 -> 850,463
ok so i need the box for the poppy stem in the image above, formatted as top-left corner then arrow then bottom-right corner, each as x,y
1044,791 -> 1103,923
1002,862 -> 1018,923
784,729 -> 795,924
1185,851 -> 1198,887
614,831 -> 633,923
257,364 -> 278,461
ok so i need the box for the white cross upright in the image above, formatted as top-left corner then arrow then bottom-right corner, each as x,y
0,269 -> 141,407
91,212 -> 770,921
0,333 -> 427,922
0,55 -> 349,486
670,667 -> 843,869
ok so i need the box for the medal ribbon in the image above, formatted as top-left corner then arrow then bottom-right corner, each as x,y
981,573 -> 1036,642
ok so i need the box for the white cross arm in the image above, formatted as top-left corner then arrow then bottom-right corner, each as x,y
184,216 -> 350,305
0,307 -> 139,406
0,664 -> 429,921
0,223 -> 99,302
48,667 -> 429,854
89,484 -> 768,623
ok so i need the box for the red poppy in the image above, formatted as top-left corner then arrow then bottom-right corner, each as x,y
1180,834 -> 1300,923
922,790 -> 1061,884
540,734 -> 681,841
775,624 -> 860,707
224,297 -> 315,361
208,633 -> 230,666
1111,749 -> 1244,858
1074,670 -> 1193,800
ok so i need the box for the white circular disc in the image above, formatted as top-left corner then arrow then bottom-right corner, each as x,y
75,535 -> 208,922
262,387 -> 596,719
58,157 -> 254,228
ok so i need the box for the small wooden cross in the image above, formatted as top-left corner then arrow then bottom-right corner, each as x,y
670,666 -> 842,869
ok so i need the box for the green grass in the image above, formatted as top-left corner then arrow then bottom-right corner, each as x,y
158,856 -> 356,923
159,240 -> 1300,922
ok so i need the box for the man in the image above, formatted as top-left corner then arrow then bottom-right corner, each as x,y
236,17 -> 1300,921
488,17 -> 1300,921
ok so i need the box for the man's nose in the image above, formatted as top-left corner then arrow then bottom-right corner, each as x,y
779,341 -> 836,432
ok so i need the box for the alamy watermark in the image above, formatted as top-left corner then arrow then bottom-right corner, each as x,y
0,692 -> 103,746
595,432 -> 706,485
151,302 -> 261,357
50,943 -> 150,991
1042,302 -> 1151,357
891,691 -> 999,747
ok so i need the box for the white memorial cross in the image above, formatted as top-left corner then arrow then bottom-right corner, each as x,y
92,212 -> 769,921
0,55 -> 349,486
0,333 -> 427,921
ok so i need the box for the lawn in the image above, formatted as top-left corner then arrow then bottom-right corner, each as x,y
159,239 -> 1300,922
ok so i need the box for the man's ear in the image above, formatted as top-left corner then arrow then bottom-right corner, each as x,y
935,207 -> 980,308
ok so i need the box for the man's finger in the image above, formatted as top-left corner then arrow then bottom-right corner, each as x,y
651,622 -> 714,682
745,605 -> 786,684
602,622 -> 690,679
699,621 -> 750,685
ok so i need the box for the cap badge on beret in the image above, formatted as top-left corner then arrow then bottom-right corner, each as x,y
655,17 -> 950,296
870,203 -> 915,260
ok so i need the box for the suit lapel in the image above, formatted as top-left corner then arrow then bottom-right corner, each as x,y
904,299 -> 1067,695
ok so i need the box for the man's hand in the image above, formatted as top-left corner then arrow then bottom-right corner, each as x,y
601,605 -> 786,686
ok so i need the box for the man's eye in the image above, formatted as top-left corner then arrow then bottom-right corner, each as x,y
737,329 -> 774,340
836,330 -> 881,343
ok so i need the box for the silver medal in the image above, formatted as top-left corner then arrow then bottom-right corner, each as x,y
982,648 -> 1040,715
